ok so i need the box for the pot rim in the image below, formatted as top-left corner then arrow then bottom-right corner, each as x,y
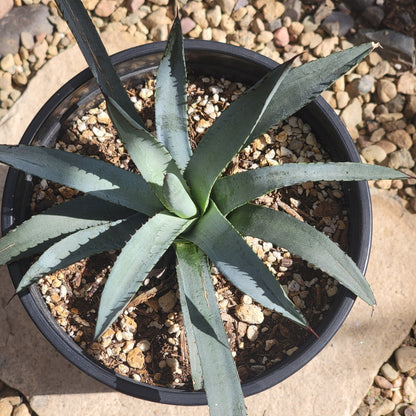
1,39 -> 372,406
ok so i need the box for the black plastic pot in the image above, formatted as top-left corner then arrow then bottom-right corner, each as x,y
1,40 -> 372,405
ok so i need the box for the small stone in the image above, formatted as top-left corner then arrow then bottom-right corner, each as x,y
404,377 -> 416,403
257,30 -> 274,44
220,14 -> 235,32
322,91 -> 336,108
83,0 -> 99,10
94,0 -> 116,17
234,30 -> 256,49
120,316 -> 137,333
314,0 -> 334,24
386,94 -> 405,113
0,54 -> 14,72
322,11 -> 354,37
363,103 -> 376,121
375,179 -> 392,190
12,403 -> 31,416
301,32 -> 322,49
166,357 -> 180,372
283,0 -> 301,21
180,17 -> 196,35
144,8 -> 171,29
97,111 -> 111,124
0,390 -> 21,407
362,6 -> 385,27
246,325 -> 259,341
251,17 -> 265,34
405,95 -> 416,119
333,76 -> 345,92
125,0 -> 144,13
289,21 -> 303,36
369,61 -> 394,80
392,389 -> 403,404
192,9 -> 208,29
370,128 -> 385,142
386,129 -> 412,150
405,406 -> 416,416
127,347 -> 145,369
358,75 -> 375,95
314,36 -> 338,57
263,0 -> 285,23
265,339 -> 277,351
302,15 -> 318,32
0,399 -> 13,416
33,39 -> 48,60
374,375 -> 393,390
0,73 -> 12,91
241,295 -> 253,305
273,27 -> 289,47
368,51 -> 383,67
20,32 -> 34,50
137,339 -> 151,352
356,61 -> 370,75
216,0 -> 235,15
388,149 -> 415,170
380,363 -> 398,382
336,91 -> 350,109
341,97 -> 362,128
362,145 -> 387,163
396,346 -> 416,372
206,5 -> 222,27
377,79 -> 397,103
158,290 -> 177,313
168,323 -> 180,334
397,72 -> 416,95
211,28 -> 226,42
370,399 -> 395,416
234,304 -> 264,324
377,140 -> 396,154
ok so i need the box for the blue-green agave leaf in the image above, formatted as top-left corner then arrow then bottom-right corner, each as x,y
94,212 -> 194,339
183,201 -> 307,327
229,204 -> 375,306
174,243 -> 205,390
247,43 -> 376,144
213,162 -> 409,215
163,173 -> 198,219
106,97 -> 192,207
17,213 -> 146,291
155,17 -> 191,172
0,195 -> 134,265
0,145 -> 162,215
175,242 -> 246,415
184,58 -> 293,213
54,0 -> 145,127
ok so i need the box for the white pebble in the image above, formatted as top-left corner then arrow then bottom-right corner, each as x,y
77,122 -> 87,132
92,126 -> 105,137
241,295 -> 252,305
137,339 -> 151,352
246,325 -> 259,341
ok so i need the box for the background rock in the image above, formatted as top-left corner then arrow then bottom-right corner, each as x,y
0,5 -> 53,58
0,0 -> 13,20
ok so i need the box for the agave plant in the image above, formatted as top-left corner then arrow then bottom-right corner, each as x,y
0,1 -> 408,415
